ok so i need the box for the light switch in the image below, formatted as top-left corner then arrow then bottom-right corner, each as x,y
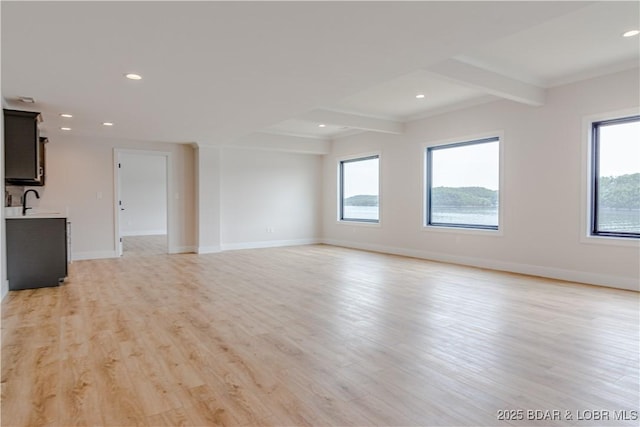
96,192 -> 103,200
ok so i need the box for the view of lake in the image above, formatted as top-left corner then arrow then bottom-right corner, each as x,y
598,208 -> 640,233
431,207 -> 498,227
343,206 -> 379,221
344,205 -> 640,233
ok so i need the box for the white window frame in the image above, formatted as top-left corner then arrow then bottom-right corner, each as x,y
422,131 -> 504,236
581,108 -> 640,247
336,152 -> 382,226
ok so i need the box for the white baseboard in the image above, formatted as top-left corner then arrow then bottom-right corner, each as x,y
322,238 -> 639,292
169,246 -> 197,254
122,230 -> 167,237
221,238 -> 321,251
72,250 -> 119,261
72,247 -> 195,259
197,245 -> 222,254
68,239 -> 318,258
64,238 -> 636,291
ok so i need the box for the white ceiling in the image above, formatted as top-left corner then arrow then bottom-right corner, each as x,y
2,1 -> 639,147
457,1 -> 640,88
331,70 -> 497,122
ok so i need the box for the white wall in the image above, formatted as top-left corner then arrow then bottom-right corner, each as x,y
220,147 -> 323,249
323,68 -> 640,291
24,136 -> 323,261
195,146 -> 222,253
5,69 -> 635,293
1,105 -> 6,300
26,136 -> 196,259
120,152 -> 167,236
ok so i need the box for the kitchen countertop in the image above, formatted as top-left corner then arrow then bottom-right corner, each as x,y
6,213 -> 67,219
5,207 -> 67,219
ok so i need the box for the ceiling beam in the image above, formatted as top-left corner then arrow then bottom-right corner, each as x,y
298,109 -> 404,134
428,59 -> 546,106
231,132 -> 331,155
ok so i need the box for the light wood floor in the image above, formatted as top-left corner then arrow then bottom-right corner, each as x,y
123,235 -> 167,257
1,244 -> 638,426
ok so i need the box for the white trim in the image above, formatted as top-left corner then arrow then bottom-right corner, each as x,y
421,225 -> 502,237
322,238 -> 639,292
169,246 -> 197,254
421,130 -> 504,236
336,151 -> 382,225
114,149 -> 174,157
221,238 -> 321,252
197,245 -> 222,254
580,107 -> 640,247
72,250 -> 119,261
121,230 -> 167,237
335,220 -> 381,228
579,234 -> 640,248
114,149 -> 173,257
113,152 -> 120,256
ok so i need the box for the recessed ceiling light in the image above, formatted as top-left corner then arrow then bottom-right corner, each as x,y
416,94 -> 425,99
102,122 -> 114,126
60,113 -> 73,118
60,127 -> 71,131
623,30 -> 640,37
125,73 -> 142,80
318,124 -> 326,128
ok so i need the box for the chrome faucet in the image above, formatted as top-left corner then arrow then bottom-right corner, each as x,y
22,189 -> 40,216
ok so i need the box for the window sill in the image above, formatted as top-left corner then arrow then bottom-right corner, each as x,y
581,234 -> 640,247
422,224 -> 503,237
337,220 -> 381,228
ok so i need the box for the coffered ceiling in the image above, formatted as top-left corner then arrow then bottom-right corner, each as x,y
2,1 -> 638,151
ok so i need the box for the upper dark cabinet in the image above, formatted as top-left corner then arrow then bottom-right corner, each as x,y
4,109 -> 46,186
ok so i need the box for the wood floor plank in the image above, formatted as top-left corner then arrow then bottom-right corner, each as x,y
1,239 -> 638,426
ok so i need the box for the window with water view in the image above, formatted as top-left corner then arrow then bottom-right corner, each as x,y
426,137 -> 500,230
591,115 -> 640,238
340,155 -> 379,223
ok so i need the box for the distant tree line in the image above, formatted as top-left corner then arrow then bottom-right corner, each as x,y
431,186 -> 497,208
599,173 -> 640,210
344,195 -> 378,206
344,174 -> 638,210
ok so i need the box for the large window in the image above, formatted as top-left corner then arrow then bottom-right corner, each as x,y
339,155 -> 379,223
591,115 -> 640,238
426,137 -> 500,230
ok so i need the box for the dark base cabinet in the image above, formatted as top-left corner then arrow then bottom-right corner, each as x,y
6,218 -> 68,290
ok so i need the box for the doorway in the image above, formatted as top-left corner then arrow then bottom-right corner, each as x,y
114,149 -> 171,257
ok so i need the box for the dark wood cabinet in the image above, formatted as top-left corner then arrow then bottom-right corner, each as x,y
4,109 -> 46,186
6,218 -> 68,290
36,136 -> 48,186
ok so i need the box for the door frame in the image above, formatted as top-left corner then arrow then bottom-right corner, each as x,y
113,149 -> 172,256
